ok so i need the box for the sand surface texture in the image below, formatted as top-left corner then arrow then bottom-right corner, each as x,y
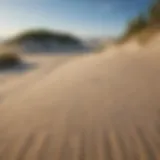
0,47 -> 160,160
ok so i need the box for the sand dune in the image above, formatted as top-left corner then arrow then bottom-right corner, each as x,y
0,54 -> 83,102
0,41 -> 160,160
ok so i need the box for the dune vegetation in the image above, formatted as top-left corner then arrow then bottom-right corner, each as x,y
119,0 -> 160,43
0,52 -> 21,69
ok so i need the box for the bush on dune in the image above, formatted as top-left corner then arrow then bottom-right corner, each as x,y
148,0 -> 160,26
119,0 -> 160,43
126,15 -> 147,36
0,53 -> 21,69
119,15 -> 148,43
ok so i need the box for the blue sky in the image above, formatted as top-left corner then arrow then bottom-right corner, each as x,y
0,0 -> 152,39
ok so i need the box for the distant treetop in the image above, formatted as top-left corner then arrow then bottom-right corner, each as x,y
7,29 -> 81,45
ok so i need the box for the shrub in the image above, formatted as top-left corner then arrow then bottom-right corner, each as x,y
148,0 -> 160,26
0,53 -> 21,69
127,16 -> 147,35
119,0 -> 160,43
121,15 -> 148,42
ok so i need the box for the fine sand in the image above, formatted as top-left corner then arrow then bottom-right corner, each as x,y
0,44 -> 160,160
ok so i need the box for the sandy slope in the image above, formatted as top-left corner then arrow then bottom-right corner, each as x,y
0,54 -> 84,103
0,42 -> 160,160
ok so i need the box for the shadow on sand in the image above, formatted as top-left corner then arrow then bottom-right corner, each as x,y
0,62 -> 38,74
22,46 -> 93,55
